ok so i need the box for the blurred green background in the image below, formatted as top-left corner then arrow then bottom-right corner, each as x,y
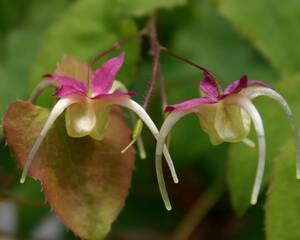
1,0 -> 300,239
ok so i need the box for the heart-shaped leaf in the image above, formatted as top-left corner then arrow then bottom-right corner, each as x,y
4,101 -> 135,239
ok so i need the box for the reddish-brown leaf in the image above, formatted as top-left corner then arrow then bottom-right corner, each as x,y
4,100 -> 135,239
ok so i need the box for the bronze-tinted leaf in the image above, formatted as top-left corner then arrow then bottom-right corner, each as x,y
4,101 -> 135,239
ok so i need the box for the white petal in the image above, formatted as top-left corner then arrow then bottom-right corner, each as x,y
110,82 -> 147,159
227,95 -> 265,205
155,110 -> 194,210
65,101 -> 97,137
242,138 -> 256,148
116,99 -> 179,184
214,100 -> 251,143
109,80 -> 127,93
242,87 -> 300,179
20,98 -> 79,183
29,79 -> 57,103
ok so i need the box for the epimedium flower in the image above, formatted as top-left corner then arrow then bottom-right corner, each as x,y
155,71 -> 300,210
21,53 -> 179,185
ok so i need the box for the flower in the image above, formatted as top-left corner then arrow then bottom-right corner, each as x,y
155,71 -> 300,210
21,53 -> 178,185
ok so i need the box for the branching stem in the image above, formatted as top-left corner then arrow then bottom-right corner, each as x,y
89,14 -> 210,110
90,29 -> 147,65
160,46 -> 208,72
142,13 -> 161,109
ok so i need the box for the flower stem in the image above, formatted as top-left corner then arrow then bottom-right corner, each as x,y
90,29 -> 147,65
160,46 -> 209,72
142,13 -> 161,109
171,182 -> 225,240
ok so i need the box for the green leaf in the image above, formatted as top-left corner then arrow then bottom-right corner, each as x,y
266,141 -> 300,240
0,0 -> 32,35
218,0 -> 300,76
23,0 -> 70,29
0,30 -> 43,119
29,0 -> 140,106
169,0 -> 278,86
4,101 -> 135,239
121,0 -> 187,17
0,0 -> 69,135
228,74 -> 300,215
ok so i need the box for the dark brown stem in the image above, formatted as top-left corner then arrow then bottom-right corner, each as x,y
160,46 -> 209,72
142,14 -> 161,109
90,29 -> 147,65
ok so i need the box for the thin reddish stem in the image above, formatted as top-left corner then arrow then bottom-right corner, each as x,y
142,14 -> 161,109
160,46 -> 209,72
90,29 -> 147,65
88,13 -> 211,111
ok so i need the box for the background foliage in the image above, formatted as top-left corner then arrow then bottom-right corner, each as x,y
1,0 -> 300,239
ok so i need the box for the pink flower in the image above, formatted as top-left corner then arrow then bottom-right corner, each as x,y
21,53 -> 178,186
155,71 -> 300,210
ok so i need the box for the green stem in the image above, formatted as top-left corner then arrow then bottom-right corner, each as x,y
171,182 -> 225,240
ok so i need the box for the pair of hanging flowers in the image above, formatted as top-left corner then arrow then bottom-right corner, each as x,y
21,52 -> 300,211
